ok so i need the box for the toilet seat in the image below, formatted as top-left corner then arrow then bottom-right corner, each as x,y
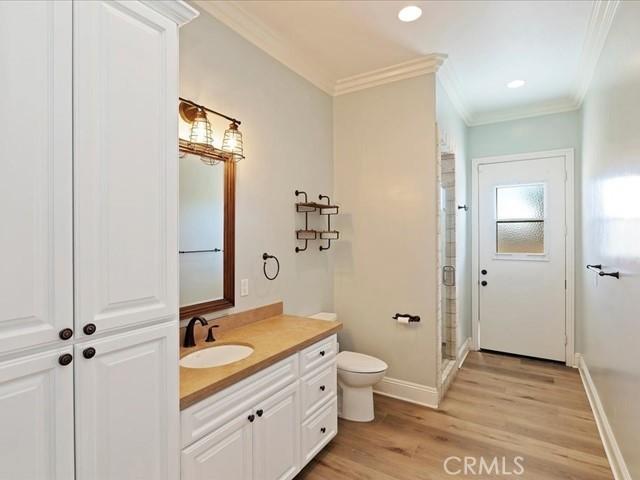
337,351 -> 388,374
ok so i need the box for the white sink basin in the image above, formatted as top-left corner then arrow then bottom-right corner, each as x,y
180,344 -> 254,369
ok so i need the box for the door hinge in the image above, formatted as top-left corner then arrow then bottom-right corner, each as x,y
564,335 -> 568,346
565,279 -> 567,289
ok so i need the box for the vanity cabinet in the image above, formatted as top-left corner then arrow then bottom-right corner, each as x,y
181,335 -> 337,480
0,2 -> 197,479
182,382 -> 300,480
252,382 -> 301,480
182,411 -> 254,480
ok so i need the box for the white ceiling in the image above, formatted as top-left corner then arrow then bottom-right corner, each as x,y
195,0 -> 619,125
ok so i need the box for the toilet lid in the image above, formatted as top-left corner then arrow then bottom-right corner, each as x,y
337,351 -> 388,373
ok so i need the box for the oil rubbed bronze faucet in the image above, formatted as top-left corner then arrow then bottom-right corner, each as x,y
183,316 -> 208,348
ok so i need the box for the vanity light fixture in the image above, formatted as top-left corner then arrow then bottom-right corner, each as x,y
398,5 -> 422,22
222,122 -> 245,162
189,108 -> 214,147
178,97 -> 244,165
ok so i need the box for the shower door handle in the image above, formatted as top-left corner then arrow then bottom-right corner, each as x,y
442,266 -> 456,286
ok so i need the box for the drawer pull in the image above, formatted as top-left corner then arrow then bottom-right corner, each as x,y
248,414 -> 255,423
319,385 -> 326,392
319,350 -> 326,357
320,427 -> 326,434
256,409 -> 263,417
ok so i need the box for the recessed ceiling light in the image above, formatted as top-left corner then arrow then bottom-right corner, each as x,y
507,79 -> 526,89
398,5 -> 422,22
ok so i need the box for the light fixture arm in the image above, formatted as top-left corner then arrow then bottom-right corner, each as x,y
178,97 -> 241,126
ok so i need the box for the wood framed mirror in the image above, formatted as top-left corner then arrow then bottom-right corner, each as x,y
179,158 -> 235,319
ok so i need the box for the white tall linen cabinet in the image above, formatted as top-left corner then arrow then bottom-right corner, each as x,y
0,2 -> 198,479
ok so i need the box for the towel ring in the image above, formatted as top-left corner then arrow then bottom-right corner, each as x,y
262,253 -> 280,281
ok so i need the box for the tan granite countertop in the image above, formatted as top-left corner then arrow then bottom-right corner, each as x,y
180,315 -> 342,410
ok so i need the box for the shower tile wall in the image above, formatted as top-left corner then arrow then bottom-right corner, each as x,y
441,153 -> 456,361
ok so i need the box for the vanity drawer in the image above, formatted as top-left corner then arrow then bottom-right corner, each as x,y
301,397 -> 337,466
300,363 -> 336,419
181,355 -> 298,448
299,335 -> 337,375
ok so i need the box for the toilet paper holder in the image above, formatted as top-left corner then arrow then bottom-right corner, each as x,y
392,313 -> 421,323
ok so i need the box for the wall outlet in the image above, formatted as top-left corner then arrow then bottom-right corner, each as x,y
241,279 -> 249,297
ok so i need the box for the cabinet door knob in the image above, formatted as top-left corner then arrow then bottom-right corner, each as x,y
320,427 -> 326,434
83,347 -> 96,359
319,350 -> 326,357
58,353 -> 73,366
83,323 -> 97,335
256,409 -> 263,417
319,385 -> 326,392
248,414 -> 255,423
59,328 -> 73,341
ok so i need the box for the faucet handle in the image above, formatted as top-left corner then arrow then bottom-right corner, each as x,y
206,325 -> 220,342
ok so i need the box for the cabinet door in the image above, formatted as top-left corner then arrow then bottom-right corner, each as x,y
0,1 -> 73,353
74,321 -> 179,480
253,382 -> 301,480
73,1 -> 179,336
182,412 -> 254,480
0,348 -> 74,480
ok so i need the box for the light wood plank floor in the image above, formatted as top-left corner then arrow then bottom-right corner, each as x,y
297,351 -> 612,479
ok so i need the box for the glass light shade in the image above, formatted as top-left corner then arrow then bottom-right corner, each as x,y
222,122 -> 244,162
189,108 -> 213,146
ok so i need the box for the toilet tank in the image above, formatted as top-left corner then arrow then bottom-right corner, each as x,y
309,312 -> 337,321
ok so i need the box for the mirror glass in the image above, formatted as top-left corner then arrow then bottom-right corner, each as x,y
179,156 -> 224,307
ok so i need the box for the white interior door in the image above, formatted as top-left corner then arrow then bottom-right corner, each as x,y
478,155 -> 566,361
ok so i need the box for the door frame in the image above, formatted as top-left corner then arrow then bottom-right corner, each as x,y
471,149 -> 575,366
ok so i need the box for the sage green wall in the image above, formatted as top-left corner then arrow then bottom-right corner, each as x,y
468,110 -> 581,160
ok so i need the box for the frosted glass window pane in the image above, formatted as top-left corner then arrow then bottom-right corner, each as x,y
497,222 -> 544,254
496,185 -> 544,220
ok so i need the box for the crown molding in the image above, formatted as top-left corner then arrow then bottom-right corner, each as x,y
469,98 -> 579,127
141,1 -> 199,26
437,60 -> 472,126
573,0 -> 620,106
193,0 -> 334,94
333,54 -> 447,96
190,0 -> 619,126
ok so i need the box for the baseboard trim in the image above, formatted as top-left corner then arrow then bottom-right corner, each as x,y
374,376 -> 439,409
576,353 -> 631,480
457,337 -> 472,368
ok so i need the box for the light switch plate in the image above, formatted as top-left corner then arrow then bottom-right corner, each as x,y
241,279 -> 249,297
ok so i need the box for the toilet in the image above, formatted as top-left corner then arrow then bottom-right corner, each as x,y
309,313 -> 388,422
